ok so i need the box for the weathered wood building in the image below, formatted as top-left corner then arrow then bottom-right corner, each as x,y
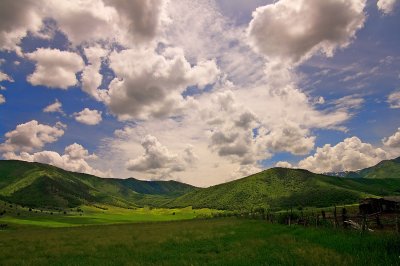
359,197 -> 400,214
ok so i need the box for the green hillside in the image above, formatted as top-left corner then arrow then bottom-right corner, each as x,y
167,168 -> 400,211
0,160 -> 195,209
345,156 -> 400,179
2,159 -> 400,211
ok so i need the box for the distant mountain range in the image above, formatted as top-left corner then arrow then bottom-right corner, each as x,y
323,157 -> 400,179
1,157 -> 400,211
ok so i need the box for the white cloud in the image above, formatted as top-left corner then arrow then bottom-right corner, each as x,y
334,95 -> 365,110
298,137 -> 388,173
0,120 -> 64,153
230,164 -> 262,180
26,48 -> 84,89
0,71 -> 13,82
126,135 -> 194,179
74,108 -> 102,125
383,128 -> 400,149
44,0 -> 116,45
105,47 -> 219,120
103,0 -> 168,44
81,46 -> 108,101
0,0 -> 169,51
64,143 -> 98,160
0,0 -> 44,53
165,0 -> 266,87
275,161 -> 293,168
0,94 -> 5,104
3,143 -> 105,177
314,96 -> 325,105
377,0 -> 397,14
388,91 -> 400,109
43,99 -> 63,114
262,123 -> 315,155
247,0 -> 366,65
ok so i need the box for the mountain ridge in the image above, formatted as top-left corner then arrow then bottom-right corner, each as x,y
0,160 -> 196,209
1,158 -> 400,210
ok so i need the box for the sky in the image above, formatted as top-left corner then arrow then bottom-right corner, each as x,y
0,0 -> 399,187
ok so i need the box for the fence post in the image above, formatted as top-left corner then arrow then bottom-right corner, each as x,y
342,207 -> 348,229
361,214 -> 367,233
333,206 -> 338,228
376,214 -> 382,229
396,215 -> 400,234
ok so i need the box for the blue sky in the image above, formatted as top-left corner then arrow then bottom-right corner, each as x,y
0,0 -> 399,187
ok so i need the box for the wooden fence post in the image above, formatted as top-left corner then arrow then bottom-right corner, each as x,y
333,206 -> 338,228
361,214 -> 367,233
342,207 -> 348,229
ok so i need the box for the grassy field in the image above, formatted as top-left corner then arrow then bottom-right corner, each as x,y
0,218 -> 399,265
0,205 -> 219,227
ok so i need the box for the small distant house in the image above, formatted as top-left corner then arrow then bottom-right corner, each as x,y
359,197 -> 400,214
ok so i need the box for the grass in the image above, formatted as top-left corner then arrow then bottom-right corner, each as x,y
0,218 -> 399,265
0,205 -> 220,227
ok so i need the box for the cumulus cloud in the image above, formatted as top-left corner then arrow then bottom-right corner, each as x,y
275,161 -> 293,168
3,143 -> 104,177
383,128 -> 400,149
26,48 -> 84,89
64,142 -> 98,160
0,120 -> 64,153
205,91 -> 269,166
81,46 -> 108,101
230,164 -> 262,180
43,99 -> 63,114
262,123 -> 316,155
0,0 -> 43,53
105,47 -> 220,120
103,0 -> 167,44
248,0 -> 366,65
126,135 -> 195,179
0,0 -> 168,51
388,91 -> 400,109
377,0 -> 397,14
0,94 -> 5,104
44,0 -> 116,45
298,137 -> 388,173
74,108 -> 102,125
0,71 -> 13,82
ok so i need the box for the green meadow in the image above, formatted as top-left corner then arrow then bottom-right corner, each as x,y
1,218 -> 399,266
0,205 -> 219,227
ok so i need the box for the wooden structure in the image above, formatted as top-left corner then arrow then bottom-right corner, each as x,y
359,197 -> 400,215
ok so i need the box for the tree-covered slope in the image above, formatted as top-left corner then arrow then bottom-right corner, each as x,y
345,157 -> 400,179
166,168 -> 400,210
2,159 -> 400,211
0,160 -> 195,208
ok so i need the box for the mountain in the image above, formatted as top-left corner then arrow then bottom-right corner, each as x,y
0,160 -> 195,209
1,159 -> 400,211
166,168 -> 400,211
323,171 -> 353,178
344,157 -> 400,179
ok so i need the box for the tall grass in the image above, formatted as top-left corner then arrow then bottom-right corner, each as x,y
0,218 -> 398,265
